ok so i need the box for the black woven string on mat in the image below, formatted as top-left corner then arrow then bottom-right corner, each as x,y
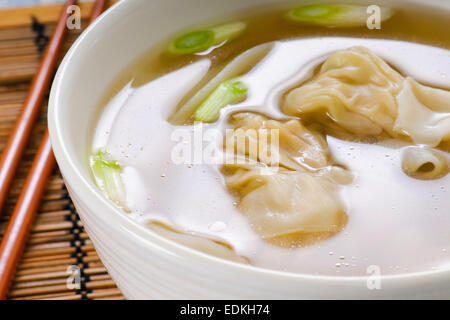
31,17 -> 49,54
65,186 -> 91,300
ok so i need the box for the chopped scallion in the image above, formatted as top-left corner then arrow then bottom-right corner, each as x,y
90,150 -> 127,209
193,79 -> 247,122
168,21 -> 247,55
169,30 -> 215,55
286,4 -> 393,28
209,21 -> 247,45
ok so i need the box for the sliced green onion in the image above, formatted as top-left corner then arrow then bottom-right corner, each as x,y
193,79 -> 247,122
169,30 -> 215,55
286,4 -> 393,27
90,150 -> 127,209
168,21 -> 247,55
209,22 -> 247,45
170,43 -> 272,124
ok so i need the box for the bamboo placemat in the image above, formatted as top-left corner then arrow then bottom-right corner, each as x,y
0,1 -> 125,300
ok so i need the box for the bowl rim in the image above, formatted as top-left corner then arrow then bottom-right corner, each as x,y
48,0 -> 450,288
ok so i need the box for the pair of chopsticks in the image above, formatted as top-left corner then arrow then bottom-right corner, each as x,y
0,0 -> 108,300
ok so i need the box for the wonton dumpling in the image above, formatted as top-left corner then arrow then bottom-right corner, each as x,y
225,168 -> 347,247
401,146 -> 449,180
395,78 -> 450,146
147,222 -> 248,263
283,47 -> 403,137
226,113 -> 329,171
283,46 -> 450,147
223,113 -> 349,247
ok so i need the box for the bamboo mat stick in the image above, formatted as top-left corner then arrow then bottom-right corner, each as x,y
17,257 -> 78,270
0,0 -> 109,300
0,0 -> 76,214
23,243 -> 95,258
32,288 -> 125,301
8,276 -> 114,298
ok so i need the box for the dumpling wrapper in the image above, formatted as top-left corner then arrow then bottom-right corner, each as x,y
283,46 -> 450,147
226,113 -> 329,171
228,169 -> 347,247
223,113 -> 349,247
147,222 -> 248,264
401,146 -> 449,180
395,78 -> 450,147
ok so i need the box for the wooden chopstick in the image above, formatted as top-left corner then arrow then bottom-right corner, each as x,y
0,0 -> 77,214
0,0 -> 108,300
88,0 -> 108,25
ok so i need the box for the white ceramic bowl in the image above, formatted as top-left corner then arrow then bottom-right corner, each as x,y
48,0 -> 450,299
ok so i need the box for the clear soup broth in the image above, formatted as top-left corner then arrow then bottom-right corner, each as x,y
90,2 -> 450,276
